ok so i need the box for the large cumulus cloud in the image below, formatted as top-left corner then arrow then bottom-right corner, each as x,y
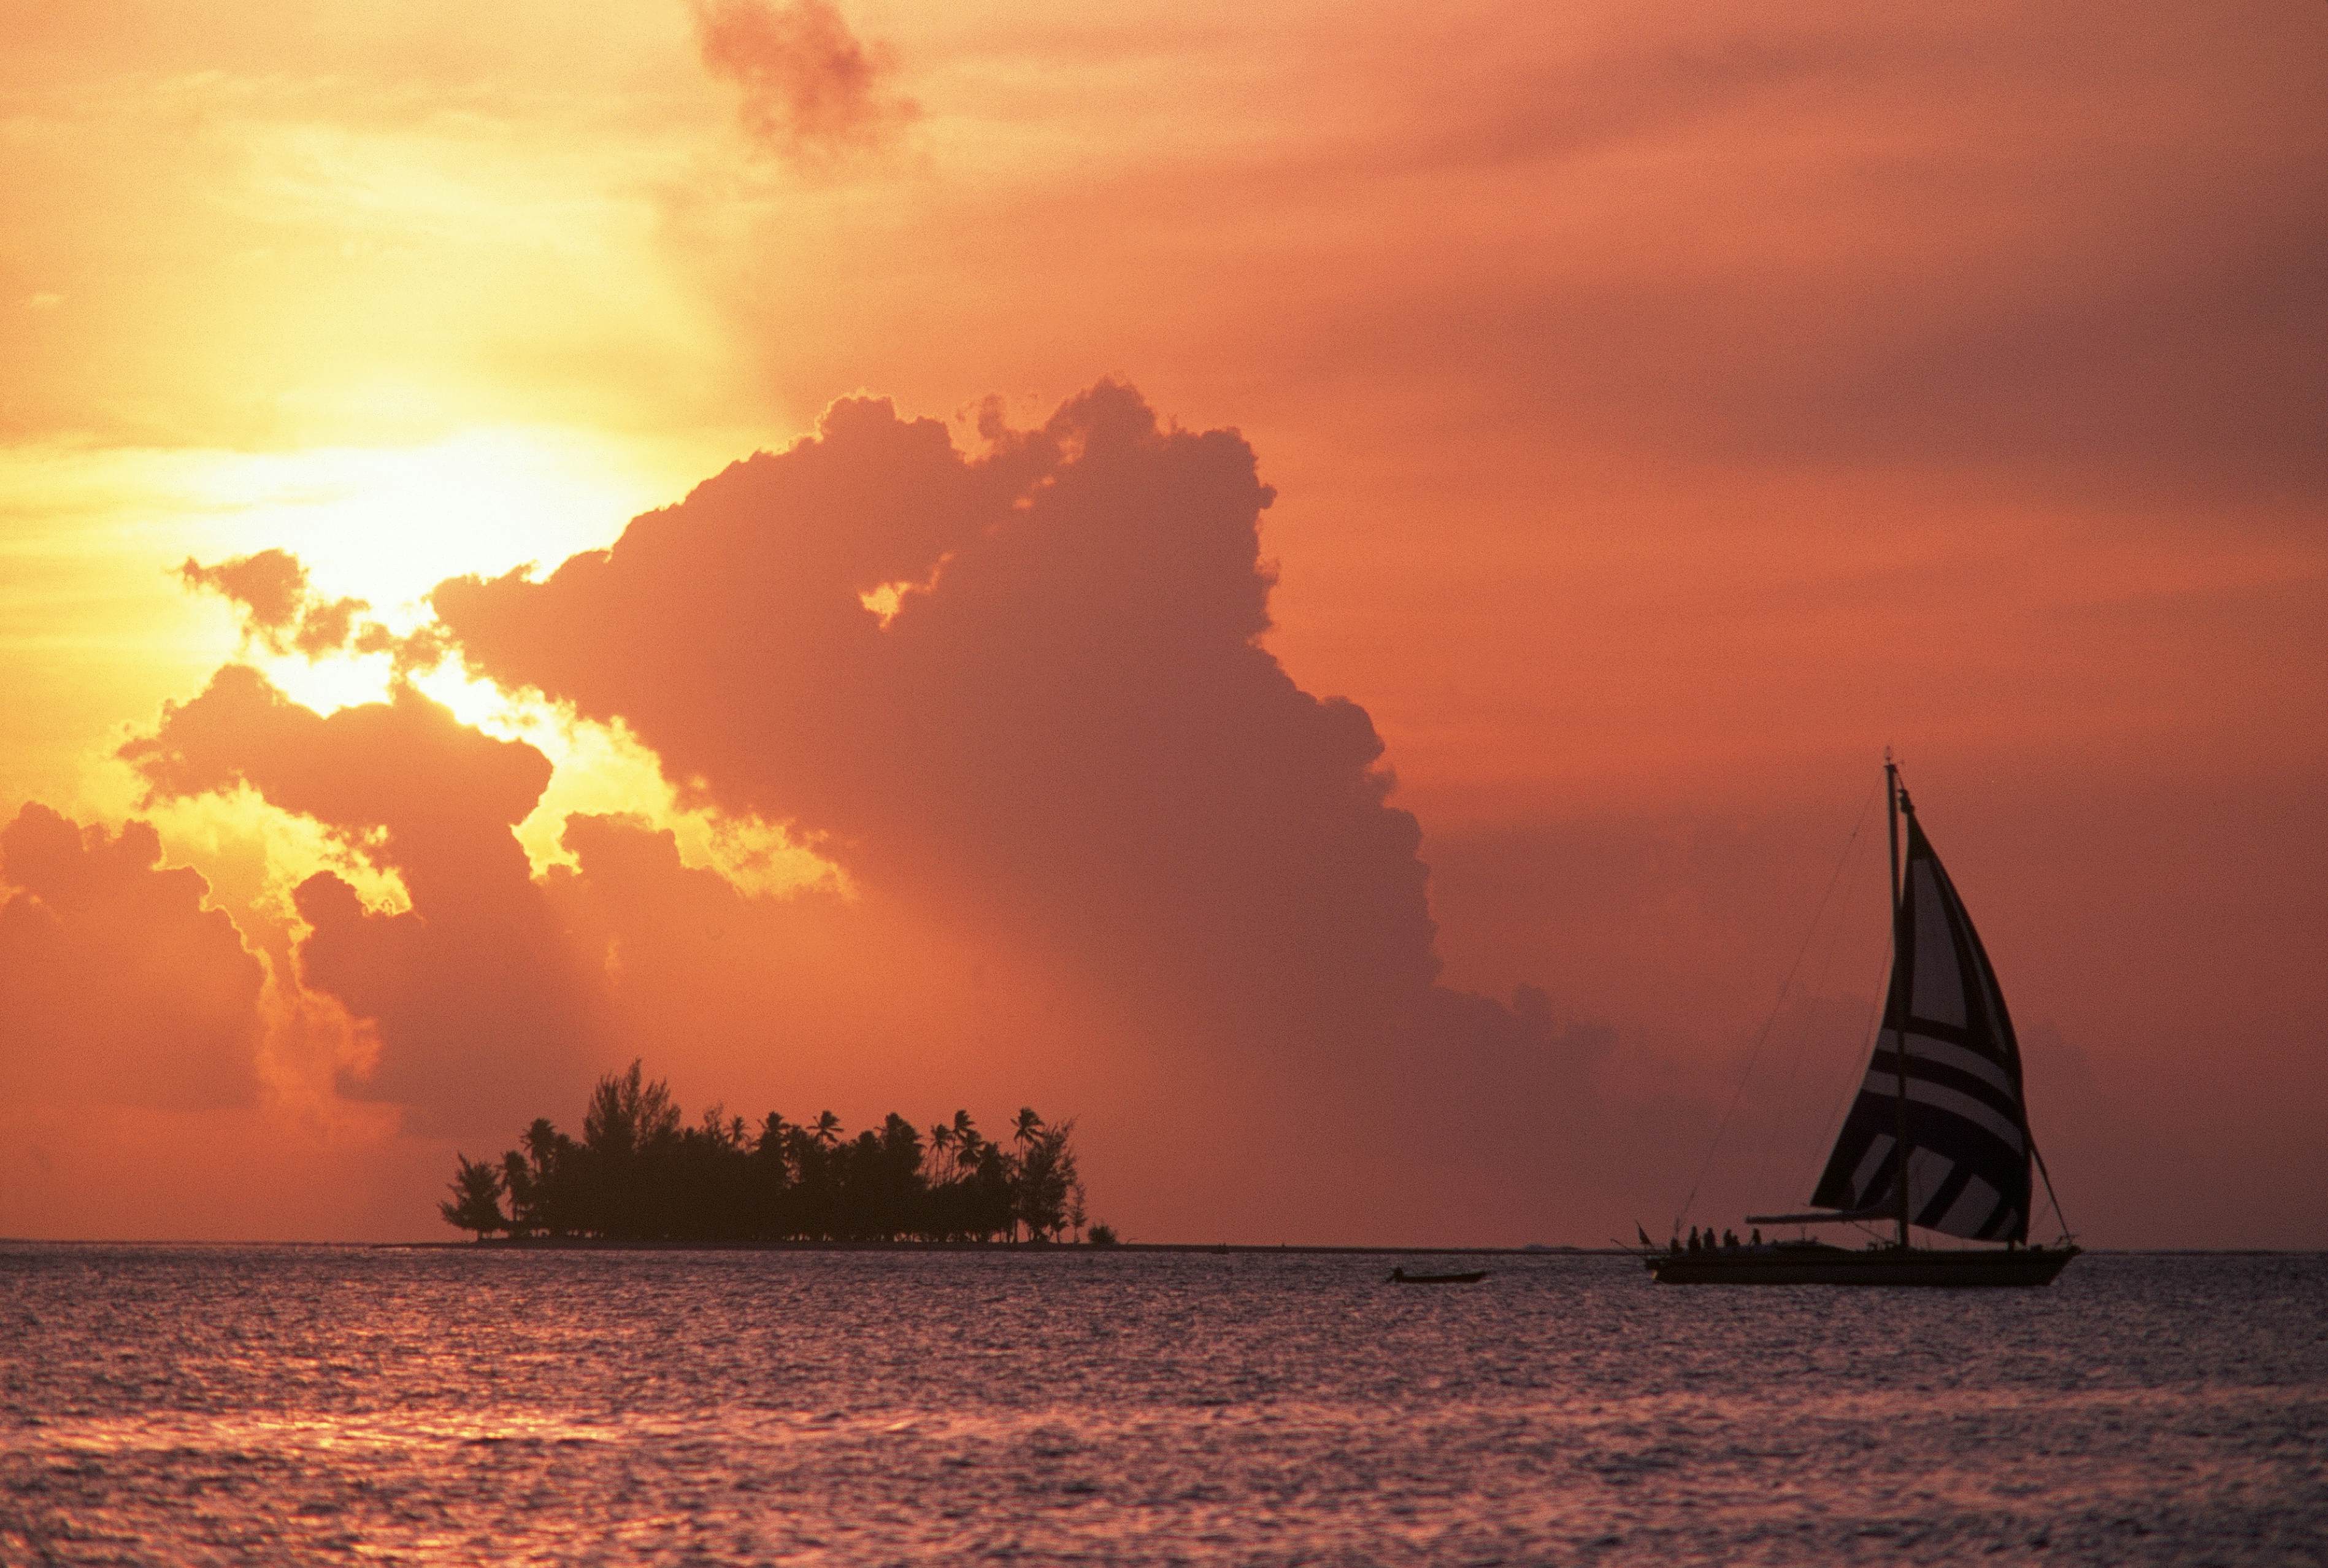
0,804 -> 265,1109
120,666 -> 607,1134
433,383 -> 1627,1236
75,383 -> 1665,1237
439,386 -> 1434,1030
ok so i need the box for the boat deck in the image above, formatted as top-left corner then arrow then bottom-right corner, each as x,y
1648,1242 -> 2078,1287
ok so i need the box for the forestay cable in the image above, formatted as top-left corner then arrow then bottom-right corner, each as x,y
1673,775 -> 1883,1229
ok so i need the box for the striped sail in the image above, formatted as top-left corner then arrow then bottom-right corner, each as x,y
1810,806 -> 2032,1242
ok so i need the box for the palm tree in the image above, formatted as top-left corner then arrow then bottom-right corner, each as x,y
1012,1120 -> 1076,1242
500,1149 -> 535,1236
812,1110 -> 842,1147
439,1155 -> 506,1240
951,1111 -> 980,1177
751,1113 -> 793,1241
929,1121 -> 955,1170
999,1109 -> 1043,1242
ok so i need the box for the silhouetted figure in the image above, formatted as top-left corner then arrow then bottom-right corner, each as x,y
1751,1228 -> 1764,1248
1687,1226 -> 1702,1253
1723,1229 -> 1738,1250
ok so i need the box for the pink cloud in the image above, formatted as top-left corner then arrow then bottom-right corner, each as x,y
432,383 -> 1645,1237
0,804 -> 265,1109
121,666 -> 606,1135
688,0 -> 917,167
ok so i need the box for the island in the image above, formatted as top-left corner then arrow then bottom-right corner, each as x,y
440,1061 -> 1110,1245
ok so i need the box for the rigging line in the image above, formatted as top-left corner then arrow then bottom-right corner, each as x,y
2030,1134 -> 2074,1242
1674,775 -> 1884,1226
1745,820 -> 1871,1207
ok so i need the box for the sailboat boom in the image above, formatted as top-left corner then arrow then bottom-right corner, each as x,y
1744,1207 -> 1899,1226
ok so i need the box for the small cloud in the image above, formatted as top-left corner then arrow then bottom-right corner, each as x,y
182,549 -> 312,640
26,293 -> 63,311
858,582 -> 906,626
687,0 -> 918,169
180,548 -> 419,664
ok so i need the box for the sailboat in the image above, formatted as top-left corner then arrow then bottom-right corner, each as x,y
1646,757 -> 2079,1286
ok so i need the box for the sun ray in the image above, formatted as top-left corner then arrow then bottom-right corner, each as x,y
402,656 -> 841,897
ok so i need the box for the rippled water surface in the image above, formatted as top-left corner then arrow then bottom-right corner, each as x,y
2,1247 -> 2323,1566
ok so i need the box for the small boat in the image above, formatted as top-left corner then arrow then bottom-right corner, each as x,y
1646,756 -> 2079,1288
1388,1266 -> 1488,1285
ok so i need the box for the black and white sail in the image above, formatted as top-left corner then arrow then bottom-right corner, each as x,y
1809,801 -> 2033,1242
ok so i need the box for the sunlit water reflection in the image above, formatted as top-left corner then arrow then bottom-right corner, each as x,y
3,1247 -> 2322,1564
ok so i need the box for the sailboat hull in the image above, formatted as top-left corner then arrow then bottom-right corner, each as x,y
1648,1243 -> 2078,1287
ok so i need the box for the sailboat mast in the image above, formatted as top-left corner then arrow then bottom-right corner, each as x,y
1886,752 -> 1910,1250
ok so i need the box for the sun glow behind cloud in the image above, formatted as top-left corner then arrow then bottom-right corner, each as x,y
405,658 -> 843,898
242,643 -> 843,901
179,428 -> 688,611
86,421 -> 851,899
12,416 -> 837,932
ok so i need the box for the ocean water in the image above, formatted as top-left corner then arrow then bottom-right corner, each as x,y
1,1247 -> 2322,1566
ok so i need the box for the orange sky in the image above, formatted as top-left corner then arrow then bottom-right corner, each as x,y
2,0 -> 2322,1246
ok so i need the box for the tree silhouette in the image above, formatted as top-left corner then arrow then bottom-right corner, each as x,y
952,1112 -> 983,1180
751,1112 -> 794,1237
512,1117 -> 579,1236
440,1154 -> 506,1240
969,1140 -> 1015,1241
1013,1118 -> 1080,1242
439,1064 -> 1093,1246
500,1149 -> 535,1236
584,1059 -> 682,1159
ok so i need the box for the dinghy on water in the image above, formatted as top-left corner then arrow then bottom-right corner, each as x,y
1388,1267 -> 1488,1285
1646,755 -> 2078,1287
